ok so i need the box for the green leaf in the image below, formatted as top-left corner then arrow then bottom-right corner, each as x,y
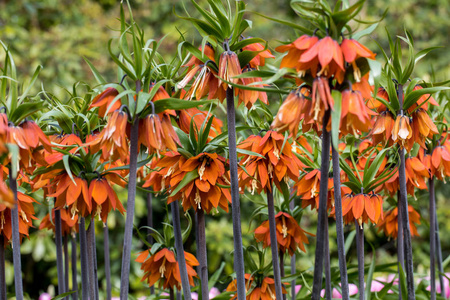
352,23 -> 379,40
344,230 -> 356,255
83,57 -> 106,84
51,291 -> 76,300
235,148 -> 265,159
63,155 -> 76,184
151,99 -> 212,114
251,11 -> 314,35
18,65 -> 42,104
331,90 -> 342,150
9,102 -> 44,125
365,244 -> 376,300
398,265 -> 407,299
403,87 -> 450,110
231,38 -> 267,52
219,78 -> 288,94
363,148 -> 389,188
169,169 -> 199,197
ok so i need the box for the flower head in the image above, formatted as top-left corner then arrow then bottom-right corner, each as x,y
377,206 -> 420,238
89,87 -> 120,118
218,51 -> 242,89
342,192 -> 384,226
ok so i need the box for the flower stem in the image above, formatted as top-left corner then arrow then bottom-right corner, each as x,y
9,171 -> 23,300
324,218 -> 332,300
55,208 -> 66,297
429,178 -> 436,300
146,190 -> 155,295
311,110 -> 331,300
171,201 -> 192,300
79,217 -> 89,300
331,145 -> 349,300
267,187 -> 283,300
435,216 -> 445,299
86,222 -> 97,300
104,221 -> 112,300
0,235 -> 6,300
279,250 -> 286,300
64,235 -> 69,295
71,234 -> 78,300
355,221 -> 364,300
196,209 -> 209,300
398,83 -> 416,300
397,192 -> 404,300
290,199 -> 296,300
170,288 -> 175,300
119,111 -> 140,299
226,87 -> 246,300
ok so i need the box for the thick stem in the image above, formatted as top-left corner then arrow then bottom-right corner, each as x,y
176,289 -> 182,300
429,178 -> 436,300
104,221 -> 112,300
397,194 -> 404,300
71,234 -> 78,300
290,200 -> 296,300
324,219 -> 332,300
398,83 -> 416,300
279,251 -> 286,300
311,110 -> 331,299
146,191 -> 155,295
398,147 -> 416,299
86,222 -> 96,300
9,173 -> 23,300
119,115 -> 140,299
226,87 -> 246,300
79,218 -> 89,300
0,236 -> 6,300
435,215 -> 445,298
55,209 -> 66,297
267,188 -> 283,300
171,201 -> 192,300
170,288 -> 175,300
64,235 -> 69,296
196,209 -> 209,300
356,221 -> 365,300
331,145 -> 349,300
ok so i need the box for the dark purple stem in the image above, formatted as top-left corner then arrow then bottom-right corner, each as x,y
324,218 -> 332,300
267,187 -> 283,300
0,236 -> 6,300
79,217 -> 89,300
71,234 -> 78,300
55,208 -> 66,298
356,221 -> 364,300
104,221 -> 112,300
9,171 -> 23,300
196,209 -> 209,300
429,178 -> 436,300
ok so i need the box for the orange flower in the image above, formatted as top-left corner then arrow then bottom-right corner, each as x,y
236,67 -> 268,109
136,248 -> 199,291
242,42 -> 275,68
89,87 -> 121,118
176,107 -> 223,139
143,152 -> 184,193
340,89 -> 374,136
218,51 -> 242,89
226,275 -> 287,300
430,146 -> 450,181
407,85 -> 439,113
254,212 -> 312,256
276,35 -> 318,71
342,192 -> 384,226
411,108 -> 439,149
340,39 -> 376,82
298,36 -> 345,82
377,206 -> 420,238
49,175 -> 91,219
271,86 -> 309,137
238,131 -> 303,194
391,115 -> 413,149
183,44 -> 215,68
371,111 -> 395,146
90,110 -> 129,162
89,177 -> 125,222
0,192 -> 37,247
39,208 -> 79,236
180,65 -> 224,101
306,76 -> 334,124
138,113 -> 179,155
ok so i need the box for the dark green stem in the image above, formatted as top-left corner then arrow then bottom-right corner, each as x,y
79,217 -> 89,300
331,145 -> 349,300
397,83 -> 416,300
356,221 -> 364,300
267,187 -> 283,300
324,218 -> 332,300
429,178 -> 436,300
119,113 -> 140,299
226,87 -> 246,300
104,221 -> 112,300
71,234 -> 78,300
171,201 -> 192,300
196,209 -> 209,300
311,110 -> 331,300
55,208 -> 66,298
9,171 -> 23,300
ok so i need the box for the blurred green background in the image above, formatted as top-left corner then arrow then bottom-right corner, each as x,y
0,0 -> 449,298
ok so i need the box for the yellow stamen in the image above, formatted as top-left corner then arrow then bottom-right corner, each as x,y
282,217 -> 288,238
194,190 -> 201,209
159,258 -> 166,277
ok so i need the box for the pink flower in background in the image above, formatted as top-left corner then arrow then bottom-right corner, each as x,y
191,287 -> 221,299
319,283 -> 358,298
39,293 -> 51,300
424,273 -> 450,298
